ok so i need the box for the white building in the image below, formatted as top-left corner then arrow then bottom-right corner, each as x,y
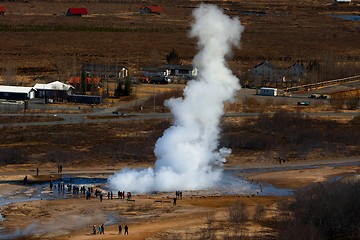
336,0 -> 351,3
34,81 -> 74,100
260,87 -> 278,96
0,85 -> 36,100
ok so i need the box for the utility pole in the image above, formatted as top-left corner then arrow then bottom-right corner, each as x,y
153,83 -> 156,112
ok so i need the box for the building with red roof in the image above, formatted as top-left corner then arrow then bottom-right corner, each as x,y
66,8 -> 88,17
140,5 -> 163,15
0,6 -> 6,16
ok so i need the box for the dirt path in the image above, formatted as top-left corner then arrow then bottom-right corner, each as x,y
61,212 -> 207,240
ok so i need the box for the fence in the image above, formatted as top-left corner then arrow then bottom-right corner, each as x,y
284,75 -> 360,93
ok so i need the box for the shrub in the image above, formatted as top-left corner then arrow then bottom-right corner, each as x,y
278,181 -> 360,239
345,96 -> 359,110
0,148 -> 27,164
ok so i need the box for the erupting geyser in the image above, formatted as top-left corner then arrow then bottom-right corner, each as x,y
108,4 -> 244,193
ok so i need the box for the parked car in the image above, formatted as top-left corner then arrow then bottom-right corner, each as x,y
112,111 -> 126,117
297,101 -> 310,106
309,94 -> 321,99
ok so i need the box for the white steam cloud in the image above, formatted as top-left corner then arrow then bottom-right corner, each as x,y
108,4 -> 244,193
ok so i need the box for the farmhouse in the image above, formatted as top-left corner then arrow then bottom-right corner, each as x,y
251,61 -> 279,83
34,81 -> 74,102
0,6 -> 6,16
0,86 -> 36,100
251,61 -> 306,84
260,87 -> 278,96
139,67 -> 170,84
284,63 -> 305,82
81,64 -> 128,79
66,8 -> 88,17
162,64 -> 198,79
140,5 -> 163,15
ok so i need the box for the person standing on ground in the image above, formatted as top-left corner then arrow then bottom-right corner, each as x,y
101,223 -> 104,234
173,197 -> 177,206
92,225 -> 96,235
124,225 -> 128,235
36,168 -> 39,176
118,224 -> 122,234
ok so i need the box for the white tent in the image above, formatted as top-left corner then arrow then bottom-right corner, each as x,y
34,81 -> 74,91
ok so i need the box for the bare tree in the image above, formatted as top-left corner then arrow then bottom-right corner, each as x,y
345,96 -> 359,110
149,48 -> 162,68
253,204 -> 266,222
199,211 -> 217,240
228,201 -> 249,237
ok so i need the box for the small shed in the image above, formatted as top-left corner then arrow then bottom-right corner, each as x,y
34,81 -> 74,101
66,8 -> 88,17
260,87 -> 278,96
0,86 -> 36,100
0,6 -> 6,15
140,5 -> 163,15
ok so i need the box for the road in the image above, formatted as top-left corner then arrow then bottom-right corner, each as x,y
1,110 -> 359,128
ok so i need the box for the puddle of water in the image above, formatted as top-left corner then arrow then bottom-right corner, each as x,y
0,177 -> 108,207
229,161 -> 360,174
239,11 -> 266,16
58,176 -> 107,185
330,14 -> 360,22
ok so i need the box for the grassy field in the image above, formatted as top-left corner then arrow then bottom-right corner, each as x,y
0,0 -> 359,85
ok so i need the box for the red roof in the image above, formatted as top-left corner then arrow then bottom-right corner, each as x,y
69,77 -> 101,85
67,8 -> 88,16
0,6 -> 6,12
141,5 -> 163,14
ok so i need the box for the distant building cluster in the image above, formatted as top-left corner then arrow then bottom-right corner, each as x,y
0,5 -> 166,17
0,62 -> 198,104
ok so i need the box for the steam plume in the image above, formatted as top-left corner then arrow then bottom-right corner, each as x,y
108,4 -> 244,193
